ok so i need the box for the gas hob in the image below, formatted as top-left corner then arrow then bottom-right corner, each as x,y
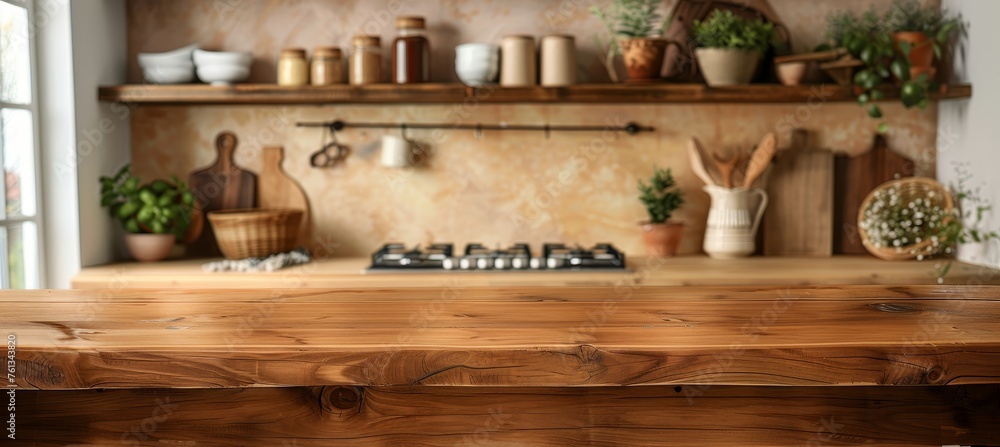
365,243 -> 627,273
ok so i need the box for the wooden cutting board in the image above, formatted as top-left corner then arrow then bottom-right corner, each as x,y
188,131 -> 258,257
258,146 -> 311,248
833,134 -> 915,254
763,130 -> 834,257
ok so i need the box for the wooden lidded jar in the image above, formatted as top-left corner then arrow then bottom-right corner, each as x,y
350,35 -> 382,85
277,48 -> 309,86
311,47 -> 345,85
392,16 -> 431,84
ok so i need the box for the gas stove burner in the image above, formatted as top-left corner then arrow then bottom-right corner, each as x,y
367,243 -> 626,273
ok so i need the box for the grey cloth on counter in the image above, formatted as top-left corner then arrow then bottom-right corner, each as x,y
202,248 -> 311,272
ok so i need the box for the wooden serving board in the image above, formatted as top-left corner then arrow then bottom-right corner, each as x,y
764,130 -> 833,256
187,132 -> 257,257
833,135 -> 915,254
258,146 -> 311,248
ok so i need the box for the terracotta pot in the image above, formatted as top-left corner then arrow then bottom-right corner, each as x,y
695,48 -> 761,86
620,38 -> 669,81
640,221 -> 684,257
892,32 -> 934,70
124,233 -> 176,262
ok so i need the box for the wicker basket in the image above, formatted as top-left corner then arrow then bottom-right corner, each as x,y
858,177 -> 954,261
207,209 -> 303,259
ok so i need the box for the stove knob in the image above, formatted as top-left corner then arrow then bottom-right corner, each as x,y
399,257 -> 412,266
511,257 -> 528,269
529,258 -> 543,269
494,258 -> 509,270
569,257 -> 582,266
459,258 -> 475,270
547,257 -> 565,269
476,258 -> 492,270
442,258 -> 457,270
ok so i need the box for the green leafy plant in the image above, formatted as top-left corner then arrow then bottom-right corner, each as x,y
590,0 -> 669,82
591,0 -> 668,40
692,10 -> 776,53
638,167 -> 684,224
826,2 -> 964,131
100,164 -> 196,240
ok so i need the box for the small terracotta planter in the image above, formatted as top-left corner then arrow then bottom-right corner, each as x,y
776,62 -> 807,86
124,233 -> 176,262
640,221 -> 684,257
620,38 -> 672,82
892,32 -> 934,72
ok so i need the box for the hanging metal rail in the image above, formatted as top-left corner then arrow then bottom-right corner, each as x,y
296,120 -> 654,136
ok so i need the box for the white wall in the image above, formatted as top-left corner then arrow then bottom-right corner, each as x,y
938,0 -> 1000,270
37,0 -> 128,288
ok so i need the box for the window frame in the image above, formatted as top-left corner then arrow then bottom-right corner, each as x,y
0,0 -> 45,289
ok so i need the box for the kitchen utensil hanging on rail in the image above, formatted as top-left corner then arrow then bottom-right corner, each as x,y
310,124 -> 350,168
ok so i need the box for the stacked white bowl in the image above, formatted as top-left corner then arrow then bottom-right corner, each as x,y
193,49 -> 253,86
138,44 -> 198,84
455,43 -> 499,86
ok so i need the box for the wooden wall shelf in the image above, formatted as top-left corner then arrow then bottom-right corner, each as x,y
98,83 -> 972,105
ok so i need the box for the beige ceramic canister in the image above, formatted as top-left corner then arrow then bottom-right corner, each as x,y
277,48 -> 309,86
351,35 -> 382,85
311,46 -> 345,85
500,35 -> 536,87
540,35 -> 576,86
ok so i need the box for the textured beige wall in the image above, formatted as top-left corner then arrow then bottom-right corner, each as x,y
127,0 -> 940,257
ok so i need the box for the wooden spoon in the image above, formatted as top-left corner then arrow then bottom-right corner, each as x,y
711,152 -> 739,189
743,132 -> 777,188
688,138 -> 717,187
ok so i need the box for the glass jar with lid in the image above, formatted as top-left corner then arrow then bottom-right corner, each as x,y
311,46 -> 345,85
277,48 -> 309,86
392,16 -> 430,84
350,35 -> 382,85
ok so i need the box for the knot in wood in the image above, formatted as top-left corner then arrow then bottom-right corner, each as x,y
870,303 -> 919,313
925,366 -> 945,384
322,386 -> 362,411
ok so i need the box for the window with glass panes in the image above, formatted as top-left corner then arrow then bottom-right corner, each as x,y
0,0 -> 41,289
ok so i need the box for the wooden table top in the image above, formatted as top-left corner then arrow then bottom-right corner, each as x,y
71,255 -> 1000,288
6,285 -> 1000,390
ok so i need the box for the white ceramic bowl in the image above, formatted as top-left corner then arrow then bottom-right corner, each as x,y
456,43 -> 499,57
455,43 -> 500,86
196,65 -> 250,86
143,64 -> 196,84
193,49 -> 253,67
138,43 -> 199,67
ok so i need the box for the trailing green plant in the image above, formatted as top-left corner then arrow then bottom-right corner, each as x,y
825,3 -> 964,131
692,9 -> 776,53
638,167 -> 684,224
100,164 -> 196,240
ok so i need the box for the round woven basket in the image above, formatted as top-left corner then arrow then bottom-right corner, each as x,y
207,209 -> 303,259
858,177 -> 954,261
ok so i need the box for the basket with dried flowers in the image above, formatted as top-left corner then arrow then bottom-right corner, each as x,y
859,175 -> 998,262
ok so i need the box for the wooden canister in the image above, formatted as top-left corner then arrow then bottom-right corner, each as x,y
540,35 -> 576,86
500,35 -> 536,87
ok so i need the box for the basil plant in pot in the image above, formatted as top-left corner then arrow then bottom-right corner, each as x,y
591,0 -> 674,83
692,9 -> 776,86
638,167 -> 685,257
100,164 -> 196,262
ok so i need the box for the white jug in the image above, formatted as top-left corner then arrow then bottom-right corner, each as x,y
703,186 -> 768,259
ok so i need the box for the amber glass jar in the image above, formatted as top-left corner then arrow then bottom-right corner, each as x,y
391,16 -> 430,84
350,35 -> 382,85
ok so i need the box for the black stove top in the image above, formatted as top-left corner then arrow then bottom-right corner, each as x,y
366,243 -> 626,272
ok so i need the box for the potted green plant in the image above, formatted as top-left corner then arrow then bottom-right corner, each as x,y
100,165 -> 196,262
638,167 -> 685,257
885,0 -> 962,80
591,0 -> 673,82
825,3 -> 962,130
692,9 -> 776,86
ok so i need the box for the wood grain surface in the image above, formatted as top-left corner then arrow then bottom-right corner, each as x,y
258,146 -> 311,247
17,385 -> 1000,446
5,285 -> 1000,390
764,130 -> 834,256
70,255 -> 1000,289
97,83 -> 973,105
834,135 -> 916,254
